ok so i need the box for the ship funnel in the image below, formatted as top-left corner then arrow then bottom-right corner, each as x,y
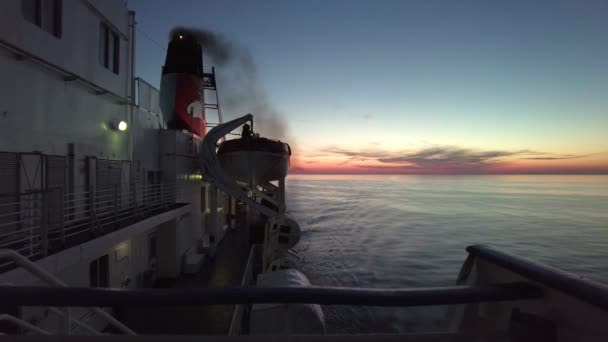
159,33 -> 206,137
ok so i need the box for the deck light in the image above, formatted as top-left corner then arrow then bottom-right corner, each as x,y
118,121 -> 128,131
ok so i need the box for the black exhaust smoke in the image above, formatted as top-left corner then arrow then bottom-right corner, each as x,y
167,26 -> 291,142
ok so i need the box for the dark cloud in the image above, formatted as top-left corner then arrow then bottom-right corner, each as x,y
320,145 -> 584,173
169,26 -> 290,142
353,164 -> 418,170
377,147 -> 532,168
169,27 -> 254,70
323,147 -> 387,159
523,155 -> 582,160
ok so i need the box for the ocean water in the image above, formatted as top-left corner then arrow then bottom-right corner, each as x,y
285,174 -> 608,333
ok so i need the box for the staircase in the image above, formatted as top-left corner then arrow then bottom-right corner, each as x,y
0,249 -> 135,336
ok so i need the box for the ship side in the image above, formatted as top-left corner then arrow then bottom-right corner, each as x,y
0,0 -> 232,333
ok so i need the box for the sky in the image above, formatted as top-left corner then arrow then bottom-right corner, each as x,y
129,0 -> 608,174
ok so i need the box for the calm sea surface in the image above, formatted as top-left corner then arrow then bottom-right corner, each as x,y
285,175 -> 608,333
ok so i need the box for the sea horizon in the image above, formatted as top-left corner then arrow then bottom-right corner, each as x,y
287,174 -> 608,333
290,172 -> 608,176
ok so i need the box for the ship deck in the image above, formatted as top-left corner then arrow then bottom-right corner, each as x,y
116,224 -> 253,334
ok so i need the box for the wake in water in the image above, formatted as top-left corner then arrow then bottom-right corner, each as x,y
287,174 -> 608,333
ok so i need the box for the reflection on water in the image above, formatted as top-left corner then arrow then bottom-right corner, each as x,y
286,175 -> 608,333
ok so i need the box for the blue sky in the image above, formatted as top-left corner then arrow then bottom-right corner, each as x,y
129,0 -> 608,173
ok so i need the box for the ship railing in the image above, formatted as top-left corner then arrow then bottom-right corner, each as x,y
0,281 -> 541,339
4,245 -> 608,337
229,244 -> 263,336
0,182 -> 182,270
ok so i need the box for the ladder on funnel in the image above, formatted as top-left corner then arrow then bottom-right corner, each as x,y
202,67 -> 224,138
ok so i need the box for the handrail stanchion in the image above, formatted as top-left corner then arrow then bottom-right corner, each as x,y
59,188 -> 66,247
89,185 -> 96,234
60,307 -> 70,335
41,191 -> 48,257
160,183 -> 164,207
114,184 -> 119,229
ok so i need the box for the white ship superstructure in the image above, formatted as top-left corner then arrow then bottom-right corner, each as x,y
0,0 -> 235,333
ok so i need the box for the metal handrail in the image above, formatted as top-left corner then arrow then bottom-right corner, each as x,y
0,283 -> 542,307
0,249 -> 136,335
0,182 -> 182,263
466,244 -> 608,311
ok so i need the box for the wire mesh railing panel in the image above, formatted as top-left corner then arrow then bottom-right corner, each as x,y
135,78 -> 160,114
0,182 -> 181,269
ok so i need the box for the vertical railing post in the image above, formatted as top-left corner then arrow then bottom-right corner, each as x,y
130,180 -> 135,213
160,183 -> 164,207
40,192 -> 48,257
278,178 -> 286,214
209,184 -> 218,252
59,189 -> 65,246
89,185 -> 96,233
114,184 -> 119,228
59,308 -> 71,335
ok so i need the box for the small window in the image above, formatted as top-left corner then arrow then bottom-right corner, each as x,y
99,24 -> 108,66
99,23 -> 120,75
21,0 -> 62,38
112,32 -> 120,74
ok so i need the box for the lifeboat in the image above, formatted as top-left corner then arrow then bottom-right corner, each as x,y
217,133 -> 291,186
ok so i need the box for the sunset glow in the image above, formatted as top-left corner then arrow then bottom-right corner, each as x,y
291,148 -> 608,175
132,0 -> 608,175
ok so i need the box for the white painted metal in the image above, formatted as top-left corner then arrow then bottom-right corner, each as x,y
449,254 -> 608,341
0,0 -> 132,212
251,269 -> 325,334
262,216 -> 301,272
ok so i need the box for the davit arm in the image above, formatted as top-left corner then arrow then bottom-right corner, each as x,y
200,113 -> 277,218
